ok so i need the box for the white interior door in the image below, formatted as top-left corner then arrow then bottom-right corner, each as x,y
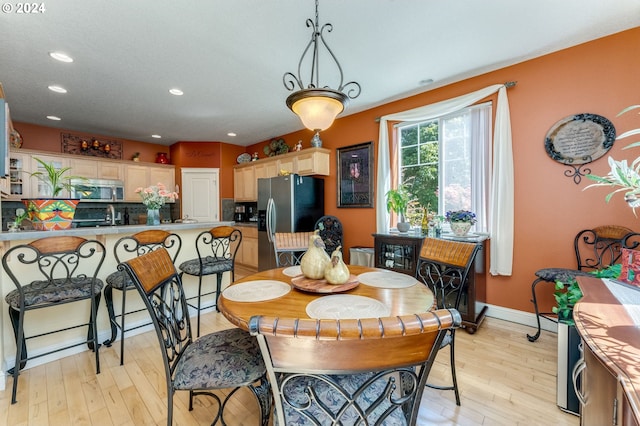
181,168 -> 219,223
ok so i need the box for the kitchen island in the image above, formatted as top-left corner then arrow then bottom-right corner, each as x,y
0,221 -> 236,391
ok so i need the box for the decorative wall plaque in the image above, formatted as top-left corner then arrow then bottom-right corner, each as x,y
544,113 -> 616,184
61,132 -> 123,159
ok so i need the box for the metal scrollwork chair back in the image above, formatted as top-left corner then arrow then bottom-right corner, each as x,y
103,229 -> 182,365
120,248 -> 270,426
416,237 -> 481,406
526,225 -> 633,342
249,309 -> 460,426
2,236 -> 105,404
179,226 -> 242,337
314,215 -> 343,256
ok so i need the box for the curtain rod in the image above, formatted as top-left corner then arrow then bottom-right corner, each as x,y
373,81 -> 517,122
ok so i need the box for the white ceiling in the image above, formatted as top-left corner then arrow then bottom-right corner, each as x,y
1,0 -> 639,147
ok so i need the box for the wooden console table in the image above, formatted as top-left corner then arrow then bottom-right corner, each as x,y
373,232 -> 487,333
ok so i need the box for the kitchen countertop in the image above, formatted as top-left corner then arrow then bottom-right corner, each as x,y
0,221 -> 236,242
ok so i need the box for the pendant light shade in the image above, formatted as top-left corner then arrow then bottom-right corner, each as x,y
283,0 -> 361,132
286,88 -> 347,131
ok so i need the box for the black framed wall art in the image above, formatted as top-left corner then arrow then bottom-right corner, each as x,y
337,141 -> 373,208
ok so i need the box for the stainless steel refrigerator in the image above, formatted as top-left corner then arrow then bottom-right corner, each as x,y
257,174 -> 324,271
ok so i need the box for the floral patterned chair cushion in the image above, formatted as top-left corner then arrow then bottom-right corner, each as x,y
5,278 -> 104,309
173,327 -> 266,389
178,256 -> 233,276
534,268 -> 593,283
105,270 -> 133,290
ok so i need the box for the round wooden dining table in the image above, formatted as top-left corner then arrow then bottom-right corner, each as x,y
218,265 -> 435,331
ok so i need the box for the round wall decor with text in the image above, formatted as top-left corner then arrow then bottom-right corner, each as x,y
544,113 -> 616,184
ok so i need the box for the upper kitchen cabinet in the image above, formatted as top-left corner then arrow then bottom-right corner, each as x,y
234,165 -> 256,202
233,148 -> 329,201
124,162 -> 176,201
69,157 -> 123,180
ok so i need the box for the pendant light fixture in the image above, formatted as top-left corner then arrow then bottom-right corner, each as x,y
283,0 -> 361,134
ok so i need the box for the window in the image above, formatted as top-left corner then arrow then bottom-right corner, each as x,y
396,102 -> 491,232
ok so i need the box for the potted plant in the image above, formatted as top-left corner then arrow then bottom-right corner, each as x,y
585,105 -> 640,209
23,157 -> 86,230
386,185 -> 411,232
445,210 -> 477,236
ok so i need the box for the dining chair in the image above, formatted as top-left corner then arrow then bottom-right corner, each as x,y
178,225 -> 242,337
314,215 -> 343,255
103,229 -> 182,365
120,248 -> 271,426
2,236 -> 105,404
415,237 -> 481,406
526,225 -> 632,342
249,308 -> 460,426
272,231 -> 314,267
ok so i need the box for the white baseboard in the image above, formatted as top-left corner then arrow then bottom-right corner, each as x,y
480,302 -> 558,334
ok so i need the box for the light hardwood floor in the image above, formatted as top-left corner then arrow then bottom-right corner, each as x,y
0,267 -> 579,425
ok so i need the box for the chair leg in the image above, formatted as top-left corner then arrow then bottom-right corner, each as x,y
248,376 -> 272,426
119,287 -> 128,365
8,307 -> 26,404
449,330 -> 460,406
215,273 -> 223,313
527,278 -> 545,342
103,284 -> 118,347
89,293 -> 101,374
196,274 -> 203,337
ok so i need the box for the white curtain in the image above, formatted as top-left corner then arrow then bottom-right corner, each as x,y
377,84 -> 514,275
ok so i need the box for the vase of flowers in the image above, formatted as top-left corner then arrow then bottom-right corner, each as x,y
446,210 -> 477,236
135,183 -> 178,225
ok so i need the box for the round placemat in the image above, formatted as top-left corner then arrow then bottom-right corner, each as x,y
222,280 -> 291,302
358,271 -> 418,289
306,295 -> 391,319
282,265 -> 302,277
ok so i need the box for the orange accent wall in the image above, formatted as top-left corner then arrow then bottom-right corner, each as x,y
248,27 -> 640,314
13,122 -> 169,162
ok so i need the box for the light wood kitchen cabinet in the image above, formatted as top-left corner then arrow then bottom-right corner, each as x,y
123,163 -> 176,201
235,225 -> 258,269
124,165 -> 148,200
234,166 -> 256,202
254,161 -> 278,181
99,162 -> 123,180
233,148 -> 330,201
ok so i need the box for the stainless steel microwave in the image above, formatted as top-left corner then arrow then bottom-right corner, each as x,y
70,178 -> 125,202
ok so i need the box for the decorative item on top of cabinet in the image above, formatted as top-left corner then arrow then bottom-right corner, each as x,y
61,132 -> 123,159
156,152 -> 169,164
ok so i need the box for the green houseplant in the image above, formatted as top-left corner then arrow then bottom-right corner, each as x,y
23,157 -> 86,231
585,105 -> 640,210
386,185 -> 412,232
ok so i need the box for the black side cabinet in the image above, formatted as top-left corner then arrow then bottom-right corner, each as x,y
372,233 -> 425,276
373,232 -> 487,333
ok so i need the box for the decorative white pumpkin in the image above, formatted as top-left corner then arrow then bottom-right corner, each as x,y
300,231 -> 330,279
324,245 -> 350,285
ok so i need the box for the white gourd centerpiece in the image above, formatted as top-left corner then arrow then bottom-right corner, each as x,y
300,230 -> 330,279
324,245 -> 350,285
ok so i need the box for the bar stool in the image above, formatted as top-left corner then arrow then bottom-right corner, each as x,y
2,236 -> 105,404
103,230 -> 181,365
179,226 -> 242,337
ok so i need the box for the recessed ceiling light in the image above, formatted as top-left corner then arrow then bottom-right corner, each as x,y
419,78 -> 434,86
48,85 -> 67,94
46,115 -> 62,121
151,134 -> 162,139
227,132 -> 237,137
49,52 -> 74,63
169,88 -> 184,96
